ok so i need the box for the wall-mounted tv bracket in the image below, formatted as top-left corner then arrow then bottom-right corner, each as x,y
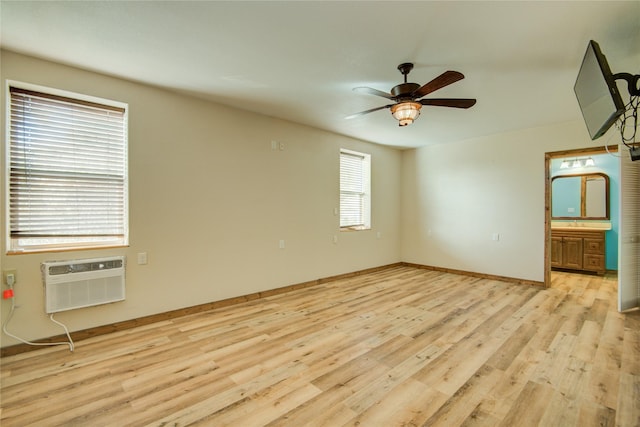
613,73 -> 640,96
613,73 -> 640,161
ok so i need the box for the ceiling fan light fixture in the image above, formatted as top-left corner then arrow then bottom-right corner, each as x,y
391,101 -> 422,126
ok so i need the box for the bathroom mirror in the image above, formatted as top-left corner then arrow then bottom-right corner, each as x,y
551,172 -> 609,219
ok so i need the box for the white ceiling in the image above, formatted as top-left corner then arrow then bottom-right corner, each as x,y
1,1 -> 639,149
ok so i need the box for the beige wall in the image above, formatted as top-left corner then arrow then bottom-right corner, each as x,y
0,51 -> 402,346
1,49 -> 614,349
401,120 -> 610,283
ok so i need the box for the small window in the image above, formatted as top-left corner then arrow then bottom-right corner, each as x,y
340,149 -> 371,230
6,84 -> 128,253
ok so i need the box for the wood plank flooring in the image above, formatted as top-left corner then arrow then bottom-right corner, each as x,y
1,266 -> 638,426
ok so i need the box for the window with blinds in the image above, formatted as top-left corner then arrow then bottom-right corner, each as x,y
340,149 -> 371,230
7,84 -> 128,253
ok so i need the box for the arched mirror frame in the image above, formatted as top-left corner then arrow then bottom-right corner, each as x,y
551,172 -> 610,220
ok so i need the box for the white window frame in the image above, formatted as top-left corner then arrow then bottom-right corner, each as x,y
5,81 -> 129,254
340,148 -> 371,231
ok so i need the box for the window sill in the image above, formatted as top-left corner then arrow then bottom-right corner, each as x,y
340,226 -> 371,232
7,244 -> 129,256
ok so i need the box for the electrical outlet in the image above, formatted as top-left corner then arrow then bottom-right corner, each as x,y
3,269 -> 17,286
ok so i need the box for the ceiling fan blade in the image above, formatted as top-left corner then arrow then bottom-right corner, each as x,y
353,86 -> 394,99
412,71 -> 465,99
345,104 -> 394,120
420,98 -> 476,109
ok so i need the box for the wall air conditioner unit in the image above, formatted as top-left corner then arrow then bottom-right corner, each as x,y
41,256 -> 125,314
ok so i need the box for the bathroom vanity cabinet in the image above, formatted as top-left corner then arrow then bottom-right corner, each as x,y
551,229 -> 606,275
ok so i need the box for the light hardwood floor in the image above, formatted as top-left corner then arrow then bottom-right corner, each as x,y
1,266 -> 638,426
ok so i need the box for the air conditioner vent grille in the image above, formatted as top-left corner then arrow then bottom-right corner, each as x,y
48,259 -> 123,276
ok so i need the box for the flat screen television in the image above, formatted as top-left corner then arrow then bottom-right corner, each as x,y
574,40 -> 625,140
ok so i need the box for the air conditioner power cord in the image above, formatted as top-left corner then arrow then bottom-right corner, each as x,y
2,282 -> 74,352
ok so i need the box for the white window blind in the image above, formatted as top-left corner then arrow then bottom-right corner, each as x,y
340,149 -> 371,229
8,86 -> 128,252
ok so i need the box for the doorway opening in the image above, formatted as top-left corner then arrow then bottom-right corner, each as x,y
544,145 -> 619,288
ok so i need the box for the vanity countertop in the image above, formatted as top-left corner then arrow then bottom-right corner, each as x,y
551,222 -> 612,232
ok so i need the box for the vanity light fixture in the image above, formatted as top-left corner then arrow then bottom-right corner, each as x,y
560,157 -> 596,169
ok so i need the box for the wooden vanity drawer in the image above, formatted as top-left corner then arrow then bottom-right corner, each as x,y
584,238 -> 605,254
584,254 -> 605,271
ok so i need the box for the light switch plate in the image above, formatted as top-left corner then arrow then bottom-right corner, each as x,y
137,252 -> 148,265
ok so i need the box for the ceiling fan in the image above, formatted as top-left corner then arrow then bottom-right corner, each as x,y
346,63 -> 476,126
